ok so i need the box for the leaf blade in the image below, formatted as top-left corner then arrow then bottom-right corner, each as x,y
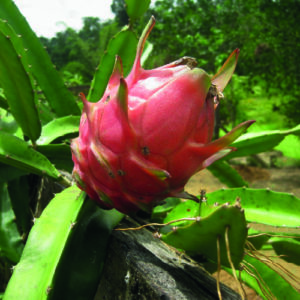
0,0 -> 80,117
0,21 -> 41,142
37,116 -> 80,145
0,131 -> 61,179
3,187 -> 124,300
236,255 -> 300,299
208,160 -> 248,187
0,182 -> 23,263
3,186 -> 85,300
207,188 -> 300,227
227,124 -> 300,160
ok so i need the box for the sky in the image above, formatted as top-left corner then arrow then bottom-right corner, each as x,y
13,0 -> 115,38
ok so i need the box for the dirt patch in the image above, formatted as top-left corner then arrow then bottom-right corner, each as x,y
186,165 -> 300,198
233,165 -> 271,182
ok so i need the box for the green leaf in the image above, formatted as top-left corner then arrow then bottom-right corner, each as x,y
125,0 -> 151,20
0,20 -> 41,142
161,200 -> 200,229
207,188 -> 300,227
0,182 -> 23,263
48,204 -> 123,300
37,116 -> 80,145
270,237 -> 300,266
3,186 -> 124,300
0,131 -> 61,180
0,109 -> 20,136
0,0 -> 80,117
3,186 -> 85,300
7,176 -> 32,234
37,144 -> 73,173
208,160 -> 248,187
37,101 -> 56,125
0,163 -> 28,183
226,125 -> 300,160
247,228 -> 270,250
235,254 -> 300,299
0,95 -> 8,110
162,203 -> 247,268
87,27 -> 138,102
151,197 -> 181,222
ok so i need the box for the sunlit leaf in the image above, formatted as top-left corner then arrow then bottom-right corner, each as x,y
37,116 -> 80,145
0,131 -> 61,180
207,188 -> 300,227
227,125 -> 300,160
3,186 -> 123,300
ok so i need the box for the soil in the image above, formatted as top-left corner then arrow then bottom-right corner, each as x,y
185,163 -> 300,299
186,165 -> 300,198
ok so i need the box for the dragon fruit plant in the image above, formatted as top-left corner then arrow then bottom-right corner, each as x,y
71,17 -> 254,213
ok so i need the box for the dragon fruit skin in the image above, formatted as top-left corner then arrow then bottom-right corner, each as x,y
71,17 -> 254,213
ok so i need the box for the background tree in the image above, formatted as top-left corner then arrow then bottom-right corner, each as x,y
139,0 -> 300,126
40,17 -> 120,84
111,0 -> 129,26
40,0 -> 300,125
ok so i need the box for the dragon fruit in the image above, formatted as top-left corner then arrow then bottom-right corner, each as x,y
71,17 -> 254,213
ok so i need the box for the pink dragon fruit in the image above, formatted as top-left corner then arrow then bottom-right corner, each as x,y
71,17 -> 254,213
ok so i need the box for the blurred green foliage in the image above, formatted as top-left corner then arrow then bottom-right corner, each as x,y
40,17 -> 120,83
141,0 -> 300,126
40,0 -> 300,127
